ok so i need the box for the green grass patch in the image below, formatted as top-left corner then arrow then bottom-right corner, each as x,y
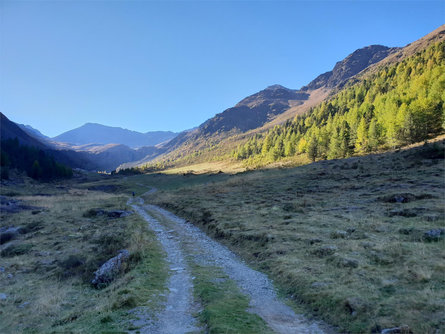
191,264 -> 272,334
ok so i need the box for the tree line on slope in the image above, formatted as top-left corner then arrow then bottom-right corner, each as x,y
233,41 -> 445,165
0,138 -> 73,180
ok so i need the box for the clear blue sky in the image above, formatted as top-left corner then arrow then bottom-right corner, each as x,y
1,1 -> 443,137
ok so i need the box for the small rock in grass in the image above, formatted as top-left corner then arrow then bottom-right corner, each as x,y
361,241 -> 375,249
18,301 -> 30,308
424,214 -> 441,222
423,228 -> 444,242
313,245 -> 337,257
369,250 -> 393,265
0,226 -> 21,244
83,208 -> 106,217
0,293 -> 7,300
398,228 -> 414,235
381,325 -> 413,334
92,249 -> 130,288
1,243 -> 33,257
107,210 -> 132,218
380,193 -> 415,203
331,255 -> 359,268
330,230 -> 348,239
344,297 -> 368,315
309,238 -> 322,245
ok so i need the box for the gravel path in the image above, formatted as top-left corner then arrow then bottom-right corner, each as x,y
138,200 -> 331,334
130,197 -> 201,334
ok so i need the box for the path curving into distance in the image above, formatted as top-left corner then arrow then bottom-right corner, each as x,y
130,194 -> 332,334
130,197 -> 201,334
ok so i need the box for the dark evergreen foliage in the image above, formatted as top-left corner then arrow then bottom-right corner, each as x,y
0,138 -> 73,180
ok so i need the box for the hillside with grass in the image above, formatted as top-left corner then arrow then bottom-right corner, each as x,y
146,139 -> 445,333
128,26 -> 444,174
232,41 -> 444,166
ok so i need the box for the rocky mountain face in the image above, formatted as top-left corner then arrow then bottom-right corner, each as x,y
159,45 -> 398,158
145,27 -> 445,170
185,46 -> 400,140
53,123 -> 177,148
200,85 -> 309,134
302,45 -> 399,90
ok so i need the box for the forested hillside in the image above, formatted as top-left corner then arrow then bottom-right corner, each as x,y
233,41 -> 444,165
1,138 -> 73,180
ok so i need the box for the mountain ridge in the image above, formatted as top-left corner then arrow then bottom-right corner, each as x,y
3,114 -> 168,172
133,24 -> 445,172
302,45 -> 399,90
53,123 -> 177,148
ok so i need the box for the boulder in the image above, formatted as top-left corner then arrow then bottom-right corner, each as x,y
83,208 -> 107,217
381,325 -> 412,334
92,250 -> 130,288
330,255 -> 359,268
313,245 -> 337,257
330,230 -> 348,239
423,228 -> 444,242
344,297 -> 369,316
1,243 -> 33,257
0,226 -> 21,244
84,208 -> 132,218
380,193 -> 416,203
107,210 -> 132,218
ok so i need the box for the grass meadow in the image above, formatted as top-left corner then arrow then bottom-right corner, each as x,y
0,176 -> 168,333
141,140 -> 445,333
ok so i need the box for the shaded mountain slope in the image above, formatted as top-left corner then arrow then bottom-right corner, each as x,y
17,124 -> 50,141
1,113 -> 47,149
1,113 -> 97,170
3,114 -> 166,172
76,143 -> 166,172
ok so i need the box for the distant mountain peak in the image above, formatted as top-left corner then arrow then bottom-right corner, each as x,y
302,44 -> 399,90
265,84 -> 291,91
53,123 -> 177,148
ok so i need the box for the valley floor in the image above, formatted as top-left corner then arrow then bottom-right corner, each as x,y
135,140 -> 445,333
1,139 -> 444,333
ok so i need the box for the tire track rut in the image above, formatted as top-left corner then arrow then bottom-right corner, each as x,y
130,198 -> 201,334
130,191 -> 332,334
144,204 -> 331,334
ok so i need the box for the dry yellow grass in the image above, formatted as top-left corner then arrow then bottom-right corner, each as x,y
141,140 -> 445,333
0,176 -> 168,333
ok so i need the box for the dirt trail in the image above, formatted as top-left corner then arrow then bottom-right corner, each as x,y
144,204 -> 330,334
130,192 -> 332,334
129,197 -> 201,334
